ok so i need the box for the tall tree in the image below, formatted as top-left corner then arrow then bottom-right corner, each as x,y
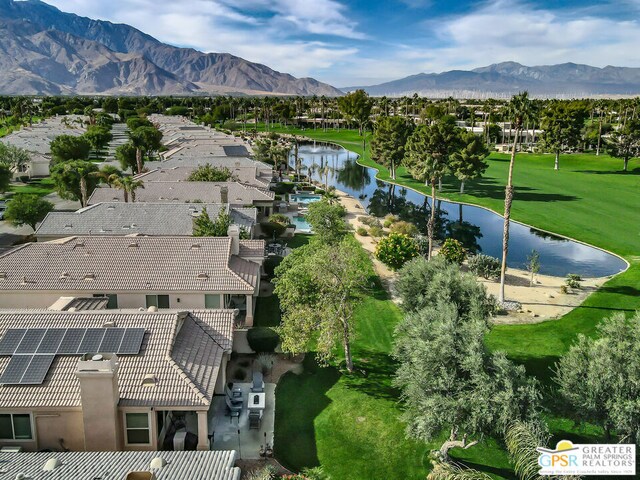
115,142 -> 139,174
607,118 -> 640,172
4,194 -> 54,230
0,164 -> 11,193
404,117 -> 462,259
129,126 -> 163,173
84,125 -> 113,158
369,115 -> 413,180
110,175 -> 144,203
274,237 -> 373,372
193,207 -> 232,236
50,135 -> 91,163
555,311 -> 640,443
337,89 -> 373,136
539,102 -> 585,170
450,130 -> 490,194
0,143 -> 30,173
50,160 -> 99,207
499,92 -> 535,304
304,199 -> 347,245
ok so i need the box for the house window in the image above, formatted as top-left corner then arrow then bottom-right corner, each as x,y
146,295 -> 170,309
0,414 -> 33,440
93,294 -> 118,309
204,294 -> 220,309
125,412 -> 150,445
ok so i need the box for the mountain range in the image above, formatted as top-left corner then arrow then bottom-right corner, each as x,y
346,62 -> 640,98
0,0 -> 343,96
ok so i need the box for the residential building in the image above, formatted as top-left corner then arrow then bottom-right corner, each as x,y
0,234 -> 265,325
0,309 -> 234,452
0,450 -> 240,479
136,165 -> 272,189
35,203 -> 257,241
87,183 -> 275,216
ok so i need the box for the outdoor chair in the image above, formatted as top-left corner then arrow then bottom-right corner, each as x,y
225,395 -> 242,414
251,371 -> 264,393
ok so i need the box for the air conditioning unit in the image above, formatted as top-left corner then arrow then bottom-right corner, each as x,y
0,446 -> 23,452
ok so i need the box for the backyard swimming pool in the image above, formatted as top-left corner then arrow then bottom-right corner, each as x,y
289,193 -> 322,205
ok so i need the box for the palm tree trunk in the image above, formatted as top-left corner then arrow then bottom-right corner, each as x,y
124,189 -> 129,203
499,132 -> 519,304
554,151 -> 560,170
80,176 -> 88,207
460,180 -> 465,194
427,180 -> 437,260
596,114 -> 603,156
390,159 -> 395,180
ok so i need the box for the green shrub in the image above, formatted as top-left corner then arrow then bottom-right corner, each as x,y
356,226 -> 368,236
390,220 -> 418,236
233,367 -> 246,381
272,182 -> 296,194
264,255 -> 284,277
560,284 -> 569,294
468,254 -> 501,279
439,238 -> 467,265
247,327 -> 280,352
374,233 -> 419,270
360,216 -> 382,228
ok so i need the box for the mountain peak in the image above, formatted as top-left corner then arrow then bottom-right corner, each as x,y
0,0 -> 342,96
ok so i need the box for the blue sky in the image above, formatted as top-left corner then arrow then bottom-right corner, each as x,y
43,0 -> 640,87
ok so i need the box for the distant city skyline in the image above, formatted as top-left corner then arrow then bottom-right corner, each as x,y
41,0 -> 640,86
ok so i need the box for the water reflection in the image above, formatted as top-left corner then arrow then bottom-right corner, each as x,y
290,142 -> 627,277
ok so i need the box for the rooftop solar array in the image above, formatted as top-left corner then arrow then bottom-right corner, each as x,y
0,327 -> 145,356
0,327 -> 146,385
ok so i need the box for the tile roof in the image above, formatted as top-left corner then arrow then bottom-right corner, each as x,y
136,166 -> 271,188
0,450 -> 240,480
0,236 -> 263,293
0,309 -> 235,408
87,182 -> 274,205
36,203 -> 257,237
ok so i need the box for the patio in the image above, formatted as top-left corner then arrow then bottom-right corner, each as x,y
210,382 -> 276,459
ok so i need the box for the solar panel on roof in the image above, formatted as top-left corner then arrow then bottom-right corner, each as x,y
78,328 -> 106,354
0,329 -> 26,355
57,328 -> 85,354
99,328 -> 126,353
0,355 -> 31,384
119,328 -> 145,354
37,329 -> 67,354
20,355 -> 55,384
15,329 -> 46,354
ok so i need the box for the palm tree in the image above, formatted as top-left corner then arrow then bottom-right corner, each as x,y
405,119 -> 461,259
110,175 -> 144,203
499,92 -> 535,304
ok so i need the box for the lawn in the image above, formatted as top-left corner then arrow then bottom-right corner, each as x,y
274,247 -> 513,479
3,178 -> 56,199
259,125 -> 640,478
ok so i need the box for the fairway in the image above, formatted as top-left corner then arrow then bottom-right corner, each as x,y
262,124 -> 640,477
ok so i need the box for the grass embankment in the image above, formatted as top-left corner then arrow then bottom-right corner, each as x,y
252,124 -> 640,477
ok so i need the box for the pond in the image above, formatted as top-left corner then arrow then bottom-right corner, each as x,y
290,142 -> 628,278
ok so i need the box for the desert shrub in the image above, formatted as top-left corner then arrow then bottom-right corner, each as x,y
256,353 -> 276,375
560,284 -> 569,294
566,274 -> 582,289
413,234 -> 429,256
468,254 -> 501,279
356,226 -> 368,236
368,225 -> 384,238
383,214 -> 399,228
360,216 -> 382,228
374,233 -> 419,270
439,238 -> 467,264
247,327 -> 280,352
390,220 -> 418,236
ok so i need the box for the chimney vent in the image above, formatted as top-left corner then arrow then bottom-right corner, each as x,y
43,458 -> 62,471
